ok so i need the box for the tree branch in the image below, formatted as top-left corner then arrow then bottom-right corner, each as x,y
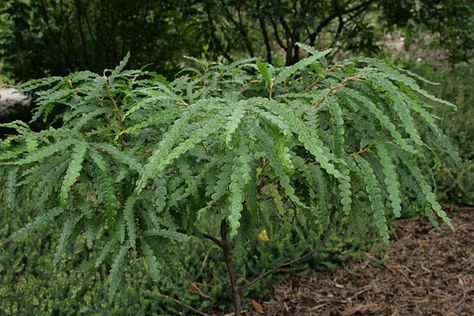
309,0 -> 376,46
204,3 -> 232,61
270,16 -> 287,51
221,2 -> 255,57
257,0 -> 272,63
39,0 -> 72,69
74,0 -> 89,65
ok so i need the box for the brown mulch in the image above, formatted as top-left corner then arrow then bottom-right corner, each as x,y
250,205 -> 474,316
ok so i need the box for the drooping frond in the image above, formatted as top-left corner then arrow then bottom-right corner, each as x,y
53,215 -> 76,264
225,101 -> 247,147
340,88 -> 416,154
337,168 -> 352,217
136,99 -> 226,192
255,98 -> 344,179
398,151 -> 454,229
355,156 -> 390,244
95,236 -> 118,268
9,207 -> 64,241
60,142 -> 88,206
227,132 -> 253,237
327,99 -> 345,156
275,46 -> 331,84
93,163 -> 117,226
370,76 -> 424,147
376,142 -> 402,217
6,167 -> 18,210
8,139 -> 74,165
141,243 -> 160,281
408,98 -> 461,164
123,195 -> 138,249
94,143 -> 142,171
107,242 -> 130,301
254,126 -> 306,210
143,229 -> 190,242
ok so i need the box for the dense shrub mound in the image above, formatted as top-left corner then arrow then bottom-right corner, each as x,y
0,45 -> 459,313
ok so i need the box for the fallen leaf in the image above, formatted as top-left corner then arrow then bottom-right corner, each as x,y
251,299 -> 264,314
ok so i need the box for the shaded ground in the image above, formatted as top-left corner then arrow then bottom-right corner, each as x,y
250,205 -> 473,315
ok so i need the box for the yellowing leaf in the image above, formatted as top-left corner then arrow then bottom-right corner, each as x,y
258,229 -> 270,242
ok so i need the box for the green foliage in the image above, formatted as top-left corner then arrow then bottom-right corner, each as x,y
0,0 -> 206,80
405,61 -> 473,205
2,0 -> 472,81
0,48 -> 458,311
386,0 -> 474,62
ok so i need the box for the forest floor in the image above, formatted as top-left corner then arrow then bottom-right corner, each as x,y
249,204 -> 474,316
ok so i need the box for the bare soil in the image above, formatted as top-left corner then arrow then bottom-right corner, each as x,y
250,205 -> 474,316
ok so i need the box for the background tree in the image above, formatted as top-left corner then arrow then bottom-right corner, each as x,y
0,0 -> 205,80
1,0 -> 472,81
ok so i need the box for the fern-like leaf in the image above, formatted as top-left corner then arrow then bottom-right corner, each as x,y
341,88 -> 416,154
123,195 -> 137,249
9,207 -> 64,241
144,229 -> 190,242
356,156 -> 390,244
95,236 -> 118,268
255,127 -> 307,209
398,151 -> 454,229
6,167 -> 18,210
275,47 -> 331,84
53,215 -> 76,264
10,139 -> 74,165
227,133 -> 253,237
142,243 -> 160,281
60,142 -> 88,206
257,98 -> 344,179
94,143 -> 142,171
225,101 -> 247,147
137,106 -> 227,193
376,142 -> 402,217
107,242 -> 130,301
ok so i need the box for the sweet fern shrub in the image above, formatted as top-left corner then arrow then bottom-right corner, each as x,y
0,45 -> 457,306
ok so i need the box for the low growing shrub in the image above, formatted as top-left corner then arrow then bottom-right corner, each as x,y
0,45 -> 458,314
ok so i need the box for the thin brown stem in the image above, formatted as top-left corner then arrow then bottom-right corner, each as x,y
220,219 -> 242,316
202,232 -> 224,248
315,74 -> 365,107
349,144 -> 372,156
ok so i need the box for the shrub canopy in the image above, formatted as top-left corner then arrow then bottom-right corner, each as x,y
0,47 -> 458,299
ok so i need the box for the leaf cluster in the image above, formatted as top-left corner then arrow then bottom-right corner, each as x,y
0,46 -> 458,299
